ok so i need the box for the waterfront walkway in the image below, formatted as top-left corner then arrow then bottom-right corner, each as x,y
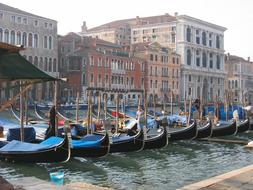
7,177 -> 112,190
179,164 -> 253,190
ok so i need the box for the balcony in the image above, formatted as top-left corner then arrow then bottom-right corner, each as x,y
111,69 -> 126,75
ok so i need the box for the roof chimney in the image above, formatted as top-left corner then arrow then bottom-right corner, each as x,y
174,12 -> 178,17
248,56 -> 250,62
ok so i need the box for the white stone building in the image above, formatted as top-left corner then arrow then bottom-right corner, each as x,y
176,15 -> 227,102
0,3 -> 58,101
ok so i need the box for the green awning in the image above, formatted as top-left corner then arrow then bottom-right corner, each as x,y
0,52 -> 58,81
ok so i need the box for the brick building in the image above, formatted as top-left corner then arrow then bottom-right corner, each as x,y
58,33 -> 146,104
132,42 -> 181,104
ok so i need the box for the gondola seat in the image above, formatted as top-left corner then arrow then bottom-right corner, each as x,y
7,127 -> 36,142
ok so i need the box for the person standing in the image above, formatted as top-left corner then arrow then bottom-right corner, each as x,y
45,105 -> 56,139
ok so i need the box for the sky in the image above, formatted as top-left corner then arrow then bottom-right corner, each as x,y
1,0 -> 253,60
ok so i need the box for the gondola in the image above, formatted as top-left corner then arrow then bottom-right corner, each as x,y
237,119 -> 250,133
194,120 -> 212,139
71,132 -> 110,158
143,126 -> 168,150
0,127 -> 71,163
167,121 -> 197,141
211,120 -> 237,137
109,120 -> 144,153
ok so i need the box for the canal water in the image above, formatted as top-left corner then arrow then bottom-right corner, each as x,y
1,110 -> 253,189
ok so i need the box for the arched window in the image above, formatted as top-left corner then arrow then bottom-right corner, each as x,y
196,50 -> 200,66
44,36 -> 48,48
34,56 -> 38,67
17,31 -> 21,45
28,56 -> 33,63
22,32 -> 27,46
4,29 -> 9,43
197,86 -> 201,97
216,55 -> 220,69
34,34 -> 38,48
0,28 -> 3,42
48,36 -> 52,49
209,53 -> 213,68
186,27 -> 191,42
202,52 -> 207,67
53,58 -> 57,72
48,58 -> 52,72
39,57 -> 43,70
202,32 -> 206,46
28,33 -> 33,47
216,35 -> 220,49
187,49 -> 191,65
44,57 -> 48,71
10,30 -> 15,44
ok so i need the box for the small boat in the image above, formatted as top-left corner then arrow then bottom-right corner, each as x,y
144,126 -> 168,150
109,120 -> 144,153
237,119 -> 250,133
71,132 -> 110,158
167,121 -> 197,141
211,120 -> 237,137
0,128 -> 71,163
195,120 -> 212,139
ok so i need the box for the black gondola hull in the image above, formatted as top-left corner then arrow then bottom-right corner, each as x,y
110,129 -> 144,153
71,132 -> 110,158
195,121 -> 212,139
0,135 -> 70,163
168,122 -> 197,141
211,121 -> 237,137
144,127 -> 168,150
237,119 -> 250,133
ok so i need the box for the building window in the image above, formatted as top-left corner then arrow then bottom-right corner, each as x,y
202,32 -> 206,46
28,33 -> 33,47
39,57 -> 43,69
186,27 -> 191,42
216,55 -> 220,69
53,59 -> 57,72
23,18 -> 27,24
189,75 -> 191,82
34,34 -> 38,48
11,15 -> 15,22
0,28 -> 2,42
34,56 -> 38,67
17,31 -> 21,44
209,53 -> 213,68
155,55 -> 158,61
17,17 -> 21,23
48,36 -> 52,49
4,29 -> 9,43
44,57 -> 48,71
173,57 -> 175,64
216,35 -> 220,49
44,36 -> 48,48
187,49 -> 191,65
22,32 -> 27,46
34,20 -> 38,26
177,58 -> 179,64
0,13 -> 3,19
90,74 -> 93,82
202,52 -> 207,67
188,88 -> 191,95
48,58 -> 52,72
44,22 -> 48,28
196,30 -> 200,44
196,50 -> 200,66
172,34 -> 176,43
209,33 -> 212,47
10,30 -> 15,44
150,54 -> 153,61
